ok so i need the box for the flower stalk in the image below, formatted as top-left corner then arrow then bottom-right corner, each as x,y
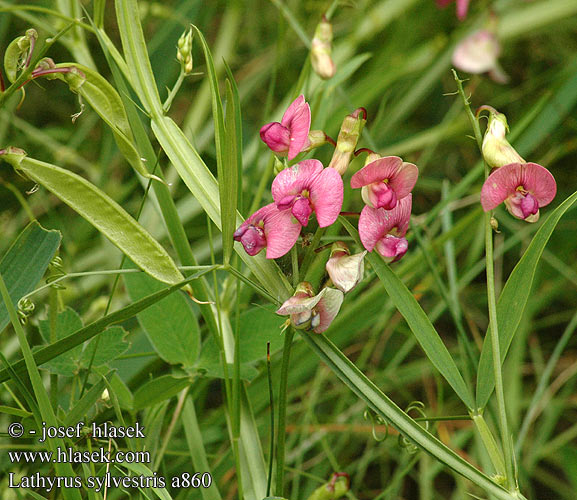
453,70 -> 517,494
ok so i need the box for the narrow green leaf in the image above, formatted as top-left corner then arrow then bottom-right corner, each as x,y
0,275 -> 81,500
182,397 -> 223,500
341,217 -> 475,409
0,221 -> 61,333
133,375 -> 191,410
124,266 -> 200,368
79,326 -> 129,368
300,332 -> 516,500
64,375 -> 109,426
222,77 -> 240,265
0,268 -> 216,385
117,462 -> 173,500
476,190 -> 577,409
1,149 -> 184,285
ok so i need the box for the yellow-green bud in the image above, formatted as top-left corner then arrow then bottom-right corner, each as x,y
307,473 -> 350,500
302,130 -> 328,152
482,110 -> 524,168
328,108 -> 366,175
177,27 -> 194,75
311,16 -> 336,80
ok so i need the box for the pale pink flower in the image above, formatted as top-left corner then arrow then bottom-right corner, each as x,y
260,95 -> 311,160
481,162 -> 556,223
351,156 -> 418,210
436,0 -> 471,20
276,282 -> 344,333
452,30 -> 508,84
325,242 -> 367,293
234,203 -> 301,258
359,194 -> 412,262
272,159 -> 343,227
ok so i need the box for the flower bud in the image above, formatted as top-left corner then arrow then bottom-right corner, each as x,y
328,108 -> 366,175
325,242 -> 366,293
307,473 -> 350,500
302,130 -> 329,152
481,109 -> 525,168
177,27 -> 194,74
311,16 -> 336,80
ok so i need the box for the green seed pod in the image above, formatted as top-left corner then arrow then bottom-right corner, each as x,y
4,29 -> 38,83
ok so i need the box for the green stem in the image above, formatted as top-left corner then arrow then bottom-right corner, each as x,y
275,328 -> 295,497
471,412 -> 506,477
163,70 -> 186,112
453,69 -> 516,493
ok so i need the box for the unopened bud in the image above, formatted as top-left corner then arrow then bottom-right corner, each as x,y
328,108 -> 366,175
302,130 -> 328,152
311,16 -> 336,80
307,473 -> 350,500
481,109 -> 524,168
177,27 -> 194,74
490,216 -> 500,232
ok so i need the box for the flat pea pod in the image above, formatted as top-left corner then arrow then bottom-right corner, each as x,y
1,147 -> 184,285
43,62 -> 153,181
4,29 -> 37,83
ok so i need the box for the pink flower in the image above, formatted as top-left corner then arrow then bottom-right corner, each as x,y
452,30 -> 508,84
325,242 -> 367,293
276,282 -> 344,333
359,194 -> 412,262
350,156 -> 418,210
436,0 -> 471,20
234,203 -> 301,258
481,162 -> 556,223
272,159 -> 343,227
260,95 -> 311,160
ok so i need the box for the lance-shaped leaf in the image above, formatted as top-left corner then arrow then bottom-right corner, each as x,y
341,216 -> 474,409
0,147 -> 184,285
0,221 -> 61,334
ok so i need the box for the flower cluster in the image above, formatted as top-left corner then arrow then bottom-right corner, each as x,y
479,106 -> 557,222
236,96 -> 420,333
353,154 -> 418,263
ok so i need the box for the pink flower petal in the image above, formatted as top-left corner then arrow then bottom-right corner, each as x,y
271,159 -> 324,204
314,288 -> 344,333
452,30 -> 500,74
518,162 -> 557,206
358,195 -> 412,252
389,162 -> 419,200
350,156 -> 403,188
264,206 -> 302,259
309,167 -> 344,227
260,122 -> 290,153
456,0 -> 470,20
281,95 -> 311,160
481,163 -> 556,212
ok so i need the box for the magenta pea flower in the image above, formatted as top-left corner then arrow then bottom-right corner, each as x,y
436,0 -> 470,20
359,194 -> 412,262
350,156 -> 418,210
234,203 -> 301,259
480,162 -> 556,223
276,282 -> 344,333
260,95 -> 311,160
272,159 -> 343,227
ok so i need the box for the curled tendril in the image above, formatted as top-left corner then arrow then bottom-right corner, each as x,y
398,401 -> 429,454
17,297 -> 35,324
46,256 -> 66,289
363,408 -> 389,442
